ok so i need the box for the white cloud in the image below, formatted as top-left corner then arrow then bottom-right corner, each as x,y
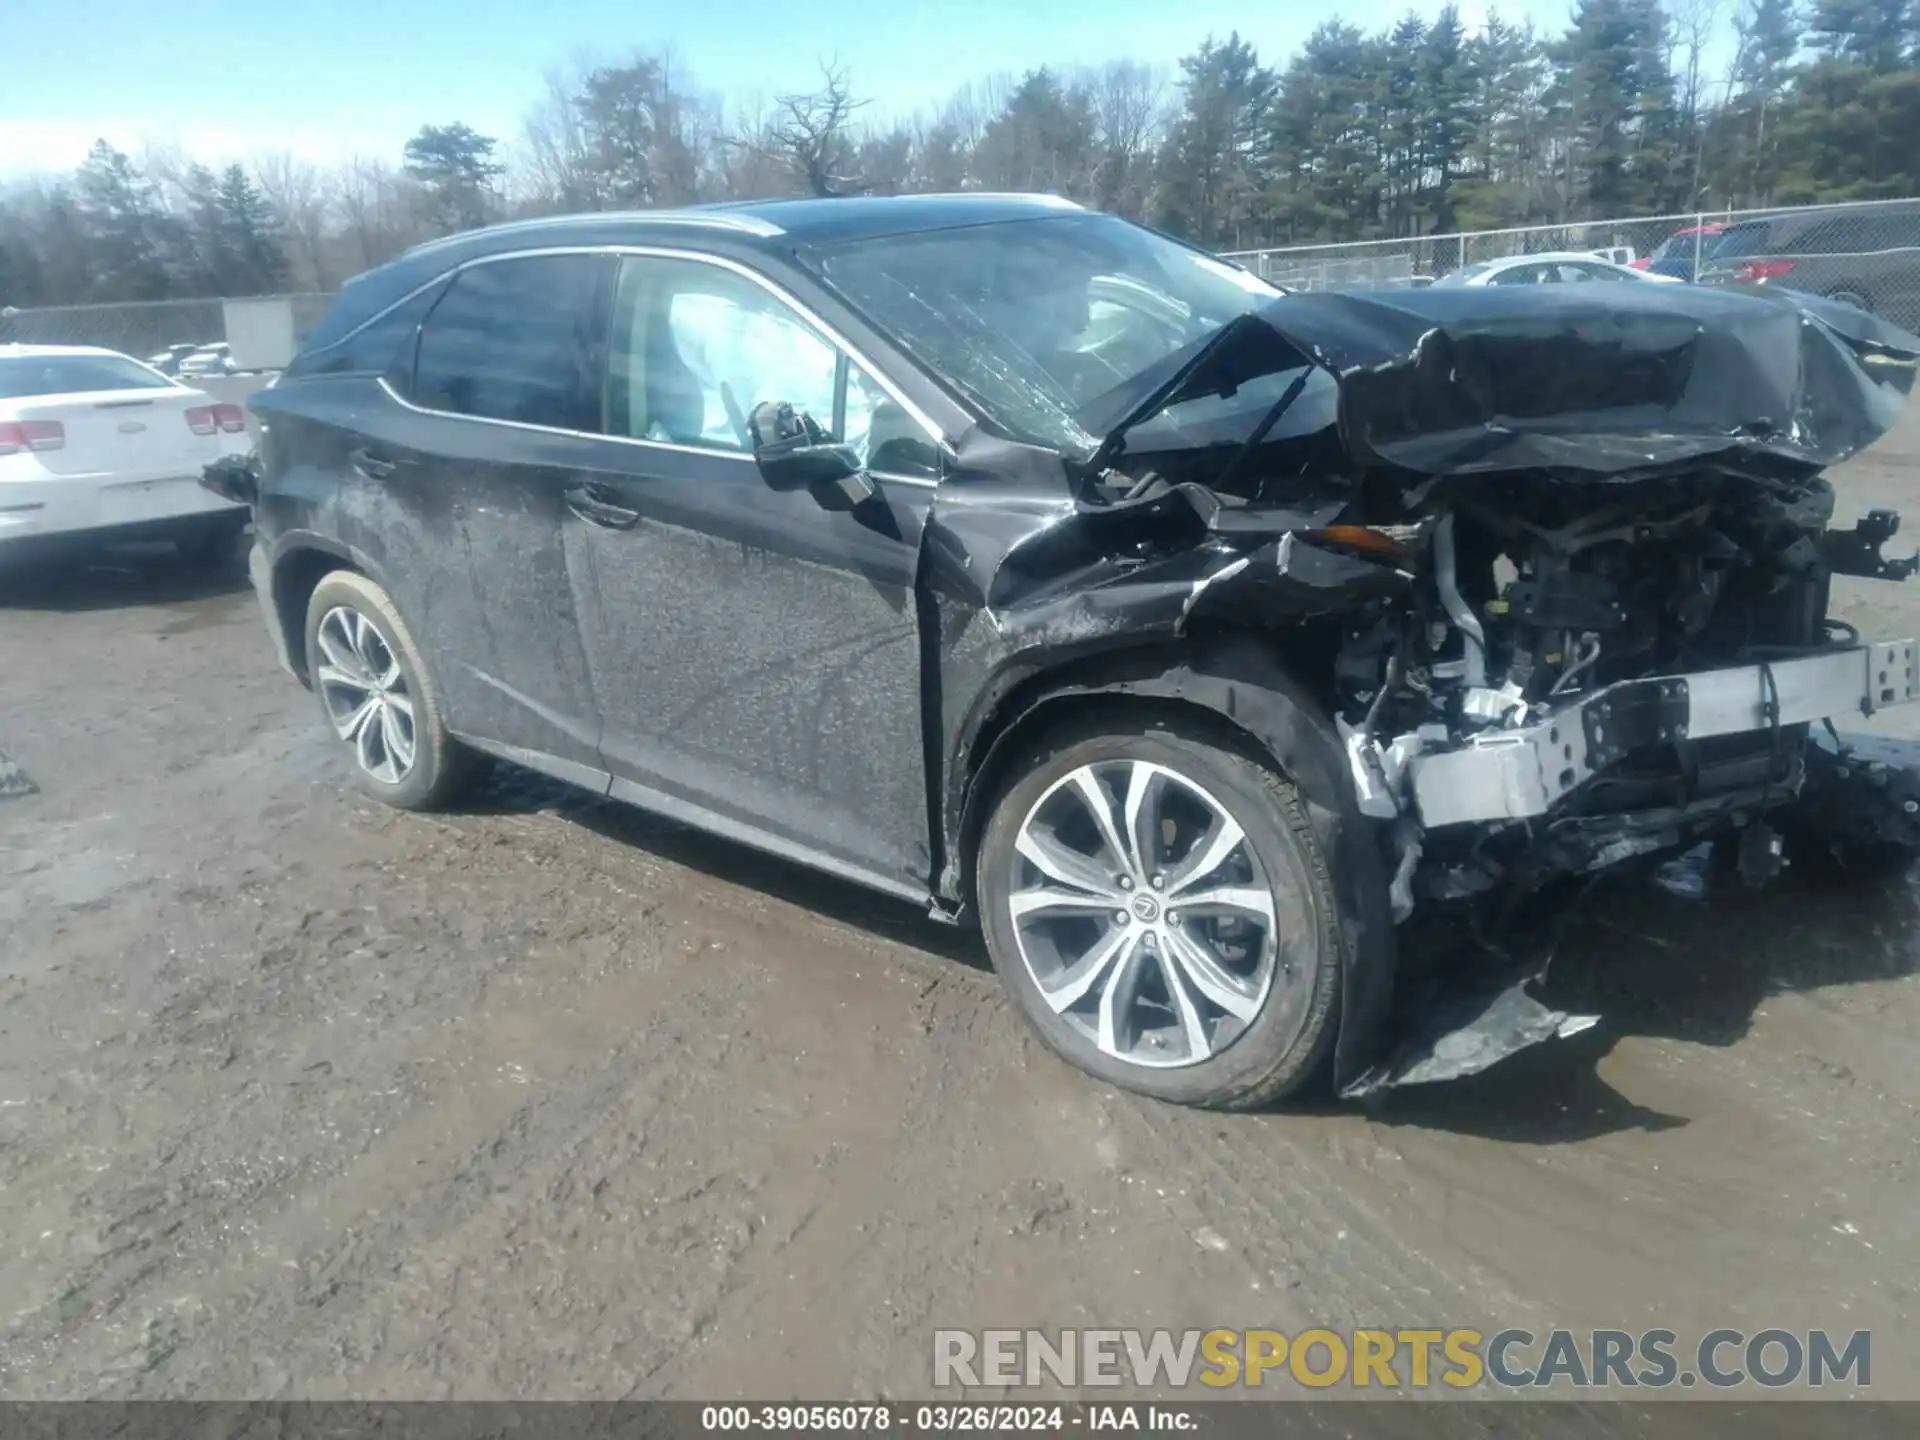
0,118 -> 408,180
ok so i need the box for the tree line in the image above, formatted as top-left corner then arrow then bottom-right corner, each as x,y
2,0 -> 1917,308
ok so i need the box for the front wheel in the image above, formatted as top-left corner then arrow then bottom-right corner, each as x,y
302,569 -> 480,810
976,713 -> 1346,1109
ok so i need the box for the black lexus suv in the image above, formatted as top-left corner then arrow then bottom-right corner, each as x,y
237,194 -> 1920,1107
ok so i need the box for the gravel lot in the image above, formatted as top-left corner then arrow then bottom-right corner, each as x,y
3,413 -> 1919,1403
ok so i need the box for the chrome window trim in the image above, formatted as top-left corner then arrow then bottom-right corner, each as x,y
380,242 -> 952,485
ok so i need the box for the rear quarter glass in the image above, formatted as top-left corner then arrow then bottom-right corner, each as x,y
287,275 -> 451,379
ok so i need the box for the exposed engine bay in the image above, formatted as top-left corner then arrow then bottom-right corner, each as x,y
1335,470 -> 1917,919
946,279 -> 1920,1094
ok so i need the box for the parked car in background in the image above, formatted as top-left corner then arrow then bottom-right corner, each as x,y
1431,252 -> 1680,287
145,342 -> 200,376
0,343 -> 252,567
1698,207 -> 1920,330
179,342 -> 239,377
1632,223 -> 1727,280
1588,245 -> 1638,266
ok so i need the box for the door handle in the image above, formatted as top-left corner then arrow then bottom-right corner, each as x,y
348,446 -> 397,480
565,485 -> 641,530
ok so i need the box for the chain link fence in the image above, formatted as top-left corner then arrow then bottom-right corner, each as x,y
0,293 -> 335,369
1223,196 -> 1920,333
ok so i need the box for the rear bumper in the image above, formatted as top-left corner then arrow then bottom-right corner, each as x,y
1410,640 -> 1920,827
0,467 -> 245,546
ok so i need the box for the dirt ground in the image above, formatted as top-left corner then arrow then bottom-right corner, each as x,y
3,414 -> 1920,1405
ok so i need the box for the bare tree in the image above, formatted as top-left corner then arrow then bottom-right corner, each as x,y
1082,61 -> 1169,215
753,61 -> 871,198
253,152 -> 332,290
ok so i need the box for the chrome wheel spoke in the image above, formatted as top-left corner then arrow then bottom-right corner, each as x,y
354,703 -> 389,777
1068,768 -> 1136,878
1156,943 -> 1214,1061
1164,926 -> 1263,1022
1009,886 -> 1124,920
1169,885 -> 1275,926
1122,761 -> 1167,878
1039,925 -> 1134,1014
1165,812 -> 1246,896
379,702 -> 415,771
333,694 -> 377,743
383,690 -> 415,724
316,663 -> 370,698
1014,823 -> 1123,900
1095,935 -> 1150,1055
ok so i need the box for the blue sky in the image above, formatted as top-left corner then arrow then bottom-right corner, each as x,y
1,0 -> 1718,178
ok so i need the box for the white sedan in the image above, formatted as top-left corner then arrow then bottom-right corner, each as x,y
1433,252 -> 1684,287
0,344 -> 252,566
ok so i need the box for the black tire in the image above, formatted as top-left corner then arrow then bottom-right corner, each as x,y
976,711 -> 1346,1110
302,569 -> 479,810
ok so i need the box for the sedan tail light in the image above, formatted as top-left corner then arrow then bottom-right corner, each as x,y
1736,259 -> 1798,282
0,420 -> 66,456
1629,258 -> 1651,270
184,404 -> 244,434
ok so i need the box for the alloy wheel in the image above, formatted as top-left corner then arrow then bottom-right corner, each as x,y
315,604 -> 417,785
1007,759 -> 1282,1068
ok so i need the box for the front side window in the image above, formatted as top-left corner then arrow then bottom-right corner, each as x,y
603,256 -> 938,476
411,254 -> 608,430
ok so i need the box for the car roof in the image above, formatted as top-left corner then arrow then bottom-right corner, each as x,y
305,193 -> 1094,356
401,192 -> 1085,265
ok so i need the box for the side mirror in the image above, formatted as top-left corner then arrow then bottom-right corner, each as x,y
749,400 -> 877,508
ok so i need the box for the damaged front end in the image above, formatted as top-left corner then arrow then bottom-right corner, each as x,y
944,281 -> 1920,1098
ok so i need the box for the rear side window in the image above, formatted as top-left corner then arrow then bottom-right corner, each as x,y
0,354 -> 174,399
410,255 -> 610,430
290,278 -> 449,378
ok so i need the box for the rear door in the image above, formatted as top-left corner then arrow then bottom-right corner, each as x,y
560,251 -> 946,896
381,252 -> 615,776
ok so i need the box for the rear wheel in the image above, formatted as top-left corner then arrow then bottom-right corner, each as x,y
976,712 -> 1346,1109
302,570 -> 479,810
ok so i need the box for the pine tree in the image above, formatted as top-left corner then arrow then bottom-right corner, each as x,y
1152,33 -> 1273,248
216,165 -> 288,294
402,123 -> 504,234
73,142 -> 179,301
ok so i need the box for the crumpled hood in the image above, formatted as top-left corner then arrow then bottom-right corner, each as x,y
1097,282 -> 1920,483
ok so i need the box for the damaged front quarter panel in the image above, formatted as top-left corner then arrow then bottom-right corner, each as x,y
922,278 -> 1920,1103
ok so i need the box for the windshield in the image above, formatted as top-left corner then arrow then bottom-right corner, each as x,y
802,213 -> 1281,453
0,353 -> 175,400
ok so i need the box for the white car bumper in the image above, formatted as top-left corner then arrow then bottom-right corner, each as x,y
0,462 -> 246,548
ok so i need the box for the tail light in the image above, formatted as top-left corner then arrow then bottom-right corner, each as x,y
1629,258 -> 1651,270
0,420 -> 65,456
1736,259 -> 1798,283
185,404 -> 244,435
